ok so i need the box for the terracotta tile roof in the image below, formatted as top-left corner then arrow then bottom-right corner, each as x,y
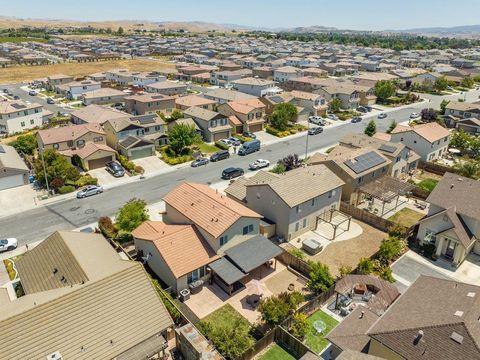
74,143 -> 116,159
175,95 -> 217,108
226,98 -> 265,114
373,132 -> 392,142
132,221 -> 218,278
228,115 -> 242,126
37,123 -> 105,145
391,123 -> 450,143
163,183 -> 262,238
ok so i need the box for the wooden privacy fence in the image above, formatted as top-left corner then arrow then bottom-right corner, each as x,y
417,160 -> 453,176
340,202 -> 398,234
277,250 -> 312,278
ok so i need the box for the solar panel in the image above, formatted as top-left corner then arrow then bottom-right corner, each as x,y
344,151 -> 386,174
270,96 -> 284,104
0,145 -> 4,153
379,143 -> 397,154
120,136 -> 138,148
10,103 -> 26,110
136,115 -> 156,125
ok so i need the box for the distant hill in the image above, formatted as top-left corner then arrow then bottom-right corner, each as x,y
287,25 -> 339,33
390,24 -> 480,35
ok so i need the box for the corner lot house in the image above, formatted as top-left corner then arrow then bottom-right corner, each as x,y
37,123 -> 116,170
231,77 -> 280,97
416,173 -> 480,266
81,87 -> 126,105
57,79 -> 101,99
124,93 -> 175,115
0,144 -> 29,190
389,122 -> 450,161
145,81 -> 188,96
0,100 -> 44,134
0,231 -> 173,359
226,165 -> 344,240
217,98 -> 266,133
445,101 -> 480,119
184,106 -> 231,142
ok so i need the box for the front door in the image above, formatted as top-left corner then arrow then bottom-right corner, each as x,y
445,239 -> 456,259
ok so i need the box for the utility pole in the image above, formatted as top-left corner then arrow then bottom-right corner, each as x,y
305,119 -> 310,160
40,147 -> 50,196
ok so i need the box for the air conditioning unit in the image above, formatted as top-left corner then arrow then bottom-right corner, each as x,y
46,351 -> 63,360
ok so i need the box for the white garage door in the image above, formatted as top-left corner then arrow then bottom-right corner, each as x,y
0,175 -> 24,191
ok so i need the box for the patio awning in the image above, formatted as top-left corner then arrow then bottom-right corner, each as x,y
116,333 -> 167,360
208,257 -> 246,285
225,235 -> 283,273
359,175 -> 414,202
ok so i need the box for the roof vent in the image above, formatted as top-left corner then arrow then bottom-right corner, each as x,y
454,310 -> 464,317
359,310 -> 365,319
458,178 -> 463,181
450,184 -> 454,189
46,351 -> 63,360
413,330 -> 424,345
450,331 -> 464,344
467,292 -> 476,298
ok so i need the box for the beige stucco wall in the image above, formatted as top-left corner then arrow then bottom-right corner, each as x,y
38,131 -> 107,152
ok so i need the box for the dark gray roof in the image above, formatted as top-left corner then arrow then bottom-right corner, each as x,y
208,257 -> 245,285
336,350 -> 384,360
344,151 -> 386,174
225,235 -> 283,273
119,136 -> 154,150
426,172 -> 480,221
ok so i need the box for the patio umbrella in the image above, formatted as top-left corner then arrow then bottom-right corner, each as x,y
246,279 -> 266,296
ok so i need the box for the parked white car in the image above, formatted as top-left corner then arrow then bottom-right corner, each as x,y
308,116 -> 326,125
410,112 -> 419,119
0,238 -> 18,253
377,112 -> 387,119
249,159 -> 270,170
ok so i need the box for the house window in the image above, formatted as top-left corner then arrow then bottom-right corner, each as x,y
302,218 -> 307,228
220,235 -> 228,246
21,121 -> 25,127
296,206 -> 300,213
295,222 -> 299,232
187,266 -> 206,284
155,125 -> 161,131
76,140 -> 85,147
93,136 -> 103,143
30,119 -> 34,125
53,143 -> 59,149
424,229 -> 437,244
311,198 -> 315,206
242,224 -> 254,235
396,156 -> 401,163
67,140 -> 73,147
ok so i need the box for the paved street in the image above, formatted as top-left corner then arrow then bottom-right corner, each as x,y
1,87 -> 480,245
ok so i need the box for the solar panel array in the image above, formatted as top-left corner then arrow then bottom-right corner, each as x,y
136,115 -> 156,125
270,96 -> 284,104
120,136 -> 138,148
379,143 -> 397,154
344,151 -> 386,174
10,103 -> 26,110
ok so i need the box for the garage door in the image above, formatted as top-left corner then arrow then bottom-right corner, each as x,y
88,156 -> 112,170
0,174 -> 24,191
130,147 -> 153,160
249,124 -> 263,133
213,131 -> 229,142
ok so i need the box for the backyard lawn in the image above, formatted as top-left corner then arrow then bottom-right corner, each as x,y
305,310 -> 338,354
417,178 -> 439,192
388,208 -> 425,228
258,344 -> 295,360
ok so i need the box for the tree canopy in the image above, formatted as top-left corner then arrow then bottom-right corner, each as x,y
374,80 -> 397,101
168,123 -> 201,154
364,120 -> 377,137
9,133 -> 37,155
306,261 -> 334,294
270,103 -> 298,131
115,198 -> 149,232
34,149 -> 80,189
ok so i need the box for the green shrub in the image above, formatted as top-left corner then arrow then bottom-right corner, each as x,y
288,247 -> 305,260
214,141 -> 230,150
270,162 -> 286,174
151,279 -> 182,323
290,313 -> 309,340
307,261 -> 334,294
117,154 -> 135,172
115,231 -> 133,244
357,257 -> 374,275
58,185 -> 75,194
162,154 -> 193,165
378,266 -> 395,283
378,236 -> 405,265
75,175 -> 98,187
339,265 -> 353,278
98,216 -> 118,239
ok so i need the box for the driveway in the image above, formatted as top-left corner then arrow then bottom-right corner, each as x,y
87,168 -> 128,187
391,251 -> 453,293
0,185 -> 39,219
133,156 -> 171,175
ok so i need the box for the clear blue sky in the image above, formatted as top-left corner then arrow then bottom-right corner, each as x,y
2,0 -> 480,31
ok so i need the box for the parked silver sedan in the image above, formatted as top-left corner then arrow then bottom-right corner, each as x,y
76,185 -> 103,199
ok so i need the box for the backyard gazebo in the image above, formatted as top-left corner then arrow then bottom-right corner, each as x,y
356,176 -> 414,217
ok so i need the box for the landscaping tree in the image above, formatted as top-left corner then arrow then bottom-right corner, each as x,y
339,265 -> 353,278
279,291 -> 304,311
461,76 -> 474,89
98,216 -> 118,239
329,98 -> 342,112
378,236 -> 405,265
117,26 -> 124,35
278,154 -> 302,171
434,76 -> 449,92
270,162 -> 286,174
269,110 -> 289,131
449,130 -> 472,153
275,103 -> 298,122
357,257 -> 374,275
170,109 -> 184,121
115,198 -> 149,232
454,159 -> 480,180
34,149 -> 80,188
290,313 -> 309,340
386,120 -> 397,134
379,266 -> 395,283
364,120 -> 377,137
374,80 -> 396,102
258,294 -> 291,326
168,123 -> 201,155
9,133 -> 37,155
440,99 -> 450,115
306,261 -> 334,294
420,108 -> 438,122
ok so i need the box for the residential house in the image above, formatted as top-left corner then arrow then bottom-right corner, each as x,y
416,173 -> 480,266
231,77 -> 280,97
0,144 -> 29,191
388,122 -> 450,161
145,81 -> 188,96
132,72 -> 166,88
217,98 -> 266,133
175,95 -> 217,111
303,67 -> 328,78
46,73 -> 74,90
57,80 -> 101,100
71,104 -> 127,125
103,114 -> 167,159
204,88 -> 256,104
252,66 -> 274,80
105,68 -> 135,85
0,231 -> 173,359
290,90 -> 328,117
81,87 -> 126,105
225,165 -> 344,240
273,66 -> 305,83
456,118 -> 480,136
124,93 -> 175,115
315,85 -> 360,110
209,69 -> 252,86
308,147 -> 391,204
445,101 -> 480,120
339,133 -> 420,178
283,76 -> 325,93
183,107 -> 231,142
0,100 -> 45,134
37,123 -> 116,170
133,182 -> 282,294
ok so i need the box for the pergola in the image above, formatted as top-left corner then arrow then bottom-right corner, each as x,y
357,176 -> 414,217
316,209 -> 352,240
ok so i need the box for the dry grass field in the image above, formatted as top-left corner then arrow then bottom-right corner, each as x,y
0,58 -> 175,84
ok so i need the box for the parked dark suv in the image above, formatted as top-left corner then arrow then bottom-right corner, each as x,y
221,167 -> 244,180
105,161 -> 125,177
210,150 -> 230,162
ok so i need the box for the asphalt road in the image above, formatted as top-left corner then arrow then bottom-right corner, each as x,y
0,105 -> 417,245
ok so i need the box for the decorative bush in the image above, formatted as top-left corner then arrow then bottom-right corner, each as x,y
75,175 -> 98,187
357,257 -> 375,275
214,141 -> 230,150
134,165 -> 144,174
115,231 -> 133,244
117,154 -> 135,172
98,216 -> 118,239
58,185 -> 75,194
290,313 -> 309,340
